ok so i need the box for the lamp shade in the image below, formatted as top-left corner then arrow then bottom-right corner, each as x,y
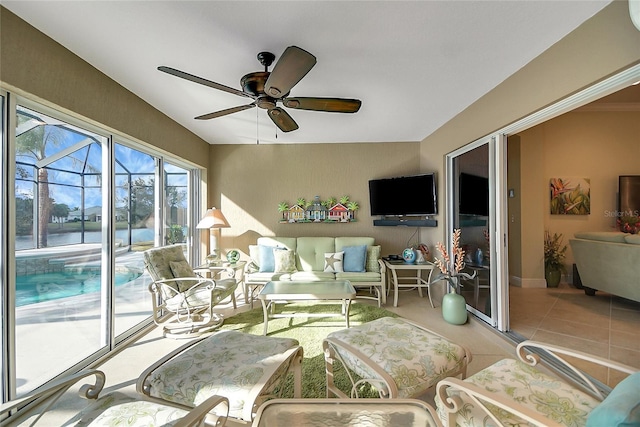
196,208 -> 230,229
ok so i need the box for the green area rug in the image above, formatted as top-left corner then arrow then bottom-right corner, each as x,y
220,302 -> 398,398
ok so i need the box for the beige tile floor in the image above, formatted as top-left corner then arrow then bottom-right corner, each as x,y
14,283 -> 640,425
508,283 -> 640,386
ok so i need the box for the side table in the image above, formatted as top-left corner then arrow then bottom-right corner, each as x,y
383,260 -> 436,307
194,260 -> 247,304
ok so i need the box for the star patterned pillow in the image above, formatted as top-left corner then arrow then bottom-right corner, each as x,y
323,251 -> 344,273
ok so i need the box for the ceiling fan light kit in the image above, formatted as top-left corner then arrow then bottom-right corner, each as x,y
158,46 -> 361,133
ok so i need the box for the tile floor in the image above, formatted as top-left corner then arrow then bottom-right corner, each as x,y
508,282 -> 640,386
13,283 -> 640,425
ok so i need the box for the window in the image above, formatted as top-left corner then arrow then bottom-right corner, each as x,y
3,99 -> 201,399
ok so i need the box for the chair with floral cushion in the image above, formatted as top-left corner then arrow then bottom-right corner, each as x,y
0,369 -> 229,426
323,316 -> 472,399
137,329 -> 304,425
434,340 -> 639,427
143,244 -> 238,338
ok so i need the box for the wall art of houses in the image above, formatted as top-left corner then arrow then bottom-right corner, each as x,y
278,195 -> 360,223
550,177 -> 590,215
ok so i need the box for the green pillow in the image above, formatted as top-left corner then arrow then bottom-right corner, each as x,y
586,372 -> 640,427
169,260 -> 196,292
366,245 -> 381,273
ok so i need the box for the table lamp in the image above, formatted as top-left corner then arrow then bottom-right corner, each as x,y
196,207 -> 230,265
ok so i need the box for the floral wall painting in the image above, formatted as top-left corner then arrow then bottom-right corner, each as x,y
550,177 -> 590,215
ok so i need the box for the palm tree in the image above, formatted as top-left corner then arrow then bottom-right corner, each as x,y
278,202 -> 289,221
296,197 -> 306,207
347,201 -> 359,220
340,195 -> 350,205
324,197 -> 337,208
16,117 -> 64,247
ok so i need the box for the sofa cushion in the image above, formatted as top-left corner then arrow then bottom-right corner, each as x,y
324,252 -> 344,273
290,271 -> 336,281
335,237 -> 375,251
343,245 -> 367,272
245,272 -> 293,282
586,372 -> 640,427
365,245 -> 381,273
574,231 -> 628,243
625,234 -> 640,245
297,237 -> 335,271
274,250 -> 297,273
336,272 -> 381,282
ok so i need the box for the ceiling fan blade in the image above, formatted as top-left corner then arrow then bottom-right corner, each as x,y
158,66 -> 254,99
195,103 -> 256,120
283,97 -> 362,113
264,46 -> 316,98
267,107 -> 299,132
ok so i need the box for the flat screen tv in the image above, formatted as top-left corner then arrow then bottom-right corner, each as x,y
368,173 -> 437,216
458,172 -> 489,216
619,175 -> 640,217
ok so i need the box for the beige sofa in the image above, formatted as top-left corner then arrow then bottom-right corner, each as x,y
570,231 -> 640,302
245,236 -> 386,306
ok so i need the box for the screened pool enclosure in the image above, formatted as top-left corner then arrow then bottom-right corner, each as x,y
3,98 -> 200,400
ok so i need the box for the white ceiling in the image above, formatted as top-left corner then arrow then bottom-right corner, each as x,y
3,1 -> 611,145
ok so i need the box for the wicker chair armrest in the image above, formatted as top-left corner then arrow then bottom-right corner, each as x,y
436,377 -> 563,427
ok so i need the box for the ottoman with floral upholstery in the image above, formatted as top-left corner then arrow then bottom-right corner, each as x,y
137,330 -> 303,424
323,316 -> 472,399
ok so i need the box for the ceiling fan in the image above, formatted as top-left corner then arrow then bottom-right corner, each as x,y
158,46 -> 362,133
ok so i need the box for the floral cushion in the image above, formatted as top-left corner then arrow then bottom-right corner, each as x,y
147,330 -> 300,422
327,316 -> 468,398
434,358 -> 602,427
73,392 -> 189,426
274,249 -> 298,273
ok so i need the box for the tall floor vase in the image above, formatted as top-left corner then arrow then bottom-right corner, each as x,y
442,292 -> 468,325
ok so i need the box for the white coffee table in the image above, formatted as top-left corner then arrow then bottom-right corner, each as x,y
258,280 -> 356,335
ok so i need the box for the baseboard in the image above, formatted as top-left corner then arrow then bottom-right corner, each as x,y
510,276 -> 546,288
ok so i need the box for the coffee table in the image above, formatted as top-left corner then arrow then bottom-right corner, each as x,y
257,280 -> 356,335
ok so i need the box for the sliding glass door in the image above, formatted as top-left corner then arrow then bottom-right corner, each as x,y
4,98 -> 200,399
446,136 -> 508,329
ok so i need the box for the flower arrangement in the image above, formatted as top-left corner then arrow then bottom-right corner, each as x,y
617,215 -> 640,234
434,229 -> 476,293
544,230 -> 567,271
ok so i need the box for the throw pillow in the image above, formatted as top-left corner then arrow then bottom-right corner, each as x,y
343,245 -> 367,272
169,260 -> 196,292
366,245 -> 381,272
258,244 -> 281,272
274,250 -> 298,273
323,251 -> 344,273
586,372 -> 640,427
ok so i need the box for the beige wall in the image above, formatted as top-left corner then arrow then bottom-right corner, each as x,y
0,7 -> 210,167
518,109 -> 640,280
208,142 -> 433,259
420,1 -> 640,281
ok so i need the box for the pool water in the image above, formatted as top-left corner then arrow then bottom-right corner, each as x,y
15,271 -> 143,307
